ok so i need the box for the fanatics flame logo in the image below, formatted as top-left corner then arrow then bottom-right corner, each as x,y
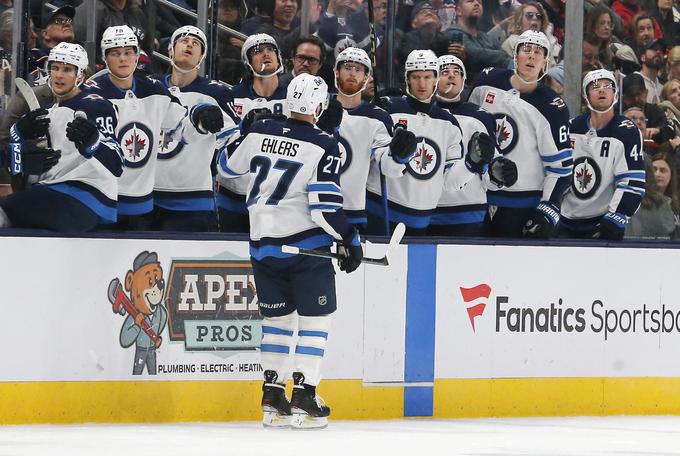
459,284 -> 491,332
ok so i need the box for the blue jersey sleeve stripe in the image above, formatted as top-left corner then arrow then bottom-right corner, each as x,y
615,172 -> 646,180
308,182 -> 342,193
545,166 -> 572,175
541,150 -> 573,162
310,203 -> 342,211
616,183 -> 645,195
298,330 -> 329,339
295,346 -> 325,357
262,326 -> 294,336
261,344 -> 290,354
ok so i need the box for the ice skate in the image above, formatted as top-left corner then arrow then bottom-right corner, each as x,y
290,372 -> 330,429
261,370 -> 292,428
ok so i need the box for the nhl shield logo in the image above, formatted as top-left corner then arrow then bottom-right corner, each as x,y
572,156 -> 601,199
118,122 -> 154,169
493,114 -> 519,155
407,137 -> 441,180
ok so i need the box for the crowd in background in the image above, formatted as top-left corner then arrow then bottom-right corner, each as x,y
1,0 -> 680,240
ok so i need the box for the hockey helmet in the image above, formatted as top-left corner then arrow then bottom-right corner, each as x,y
334,47 -> 371,97
437,55 -> 466,81
582,68 -> 618,114
101,25 -> 139,56
48,42 -> 88,85
287,73 -> 328,121
514,30 -> 550,58
169,25 -> 208,72
241,33 -> 283,78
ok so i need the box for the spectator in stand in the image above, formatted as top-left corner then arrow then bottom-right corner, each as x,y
281,35 -> 335,87
401,2 -> 449,64
585,6 -> 619,70
1,10 -> 38,89
627,13 -> 663,56
612,0 -> 643,40
240,0 -> 275,35
661,78 -> 680,111
625,157 -> 679,240
666,45 -> 680,80
585,0 -> 625,37
217,0 -> 246,85
31,6 -> 75,85
624,106 -> 657,155
316,0 -> 370,60
583,34 -> 603,71
0,0 -> 11,14
545,61 -> 564,96
445,0 -> 512,80
502,2 -> 558,65
74,0 -> 153,70
539,0 -> 565,45
653,150 -> 680,214
651,0 -> 680,47
636,39 -> 667,104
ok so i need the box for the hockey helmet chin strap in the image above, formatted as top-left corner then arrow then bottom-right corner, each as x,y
513,55 -> 549,86
586,83 -> 618,115
46,63 -> 85,100
406,72 -> 437,104
335,74 -> 369,98
169,37 -> 207,74
247,59 -> 283,79
104,51 -> 139,84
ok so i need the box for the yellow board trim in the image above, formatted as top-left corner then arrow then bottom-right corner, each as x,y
0,380 -> 403,424
434,378 -> 680,417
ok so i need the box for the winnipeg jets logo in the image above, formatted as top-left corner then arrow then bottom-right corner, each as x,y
493,113 -> 519,155
157,132 -> 185,160
83,79 -> 100,89
406,137 -> 441,180
118,122 -> 154,168
83,94 -> 104,101
338,135 -> 353,174
572,156 -> 601,199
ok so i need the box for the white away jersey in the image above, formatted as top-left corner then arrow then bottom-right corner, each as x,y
215,81 -> 289,215
152,75 -> 239,212
469,68 -> 573,209
562,113 -> 645,221
366,96 -> 471,229
84,73 -> 203,216
219,118 -> 351,260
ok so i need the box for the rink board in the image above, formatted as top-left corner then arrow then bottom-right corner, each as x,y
1,235 -> 680,423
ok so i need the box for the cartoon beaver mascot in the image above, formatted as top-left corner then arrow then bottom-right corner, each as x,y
110,251 -> 168,375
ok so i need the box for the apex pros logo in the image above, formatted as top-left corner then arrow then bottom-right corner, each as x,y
459,284 -> 491,332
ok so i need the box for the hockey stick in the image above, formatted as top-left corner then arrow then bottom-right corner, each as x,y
281,222 -> 406,266
366,0 -> 391,235
15,77 -> 40,111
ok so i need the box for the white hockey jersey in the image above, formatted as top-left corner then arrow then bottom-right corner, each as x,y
219,117 -> 352,260
17,91 -> 124,223
561,113 -> 645,226
215,81 -> 289,216
84,73 -> 204,216
337,100 -> 405,226
433,100 -> 499,226
152,74 -> 239,212
366,95 -> 471,229
469,68 -> 573,209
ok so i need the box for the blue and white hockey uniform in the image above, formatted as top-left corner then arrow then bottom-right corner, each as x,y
468,68 -> 573,210
84,73 -> 204,218
366,96 -> 472,231
215,81 -> 289,230
561,114 -> 645,234
432,100 -> 499,232
336,101 -> 406,228
152,75 -> 239,214
3,91 -> 123,230
219,117 -> 352,259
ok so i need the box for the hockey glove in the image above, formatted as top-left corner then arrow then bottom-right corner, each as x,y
66,116 -> 101,158
8,140 -> 61,176
191,103 -> 224,134
337,228 -> 363,273
489,156 -> 518,187
241,107 -> 271,133
594,211 -> 627,241
652,119 -> 677,144
13,108 -> 50,140
390,124 -> 417,164
522,201 -> 561,239
465,131 -> 494,174
316,97 -> 343,135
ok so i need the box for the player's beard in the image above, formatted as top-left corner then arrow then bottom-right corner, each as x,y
339,77 -> 364,95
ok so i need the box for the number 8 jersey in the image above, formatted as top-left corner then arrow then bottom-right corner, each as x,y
218,118 -> 351,260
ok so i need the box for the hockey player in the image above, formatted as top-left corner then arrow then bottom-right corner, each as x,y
432,55 -> 518,236
215,33 -> 290,233
151,25 -> 239,231
469,30 -> 572,238
333,47 -> 417,232
366,49 -> 493,235
559,69 -> 645,240
0,42 -> 123,231
85,25 -> 223,230
220,73 -> 363,429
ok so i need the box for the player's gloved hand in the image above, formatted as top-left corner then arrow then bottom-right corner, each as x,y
522,201 -> 560,239
489,156 -> 518,187
337,228 -> 363,273
8,140 -> 61,176
594,211 -> 627,241
316,97 -> 343,135
652,119 -> 677,144
465,131 -> 494,174
241,107 -> 271,133
66,115 -> 101,158
12,108 -> 50,140
191,103 -> 224,134
390,124 -> 417,164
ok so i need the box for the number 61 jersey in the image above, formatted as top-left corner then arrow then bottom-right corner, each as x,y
561,114 -> 645,222
218,118 -> 351,260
